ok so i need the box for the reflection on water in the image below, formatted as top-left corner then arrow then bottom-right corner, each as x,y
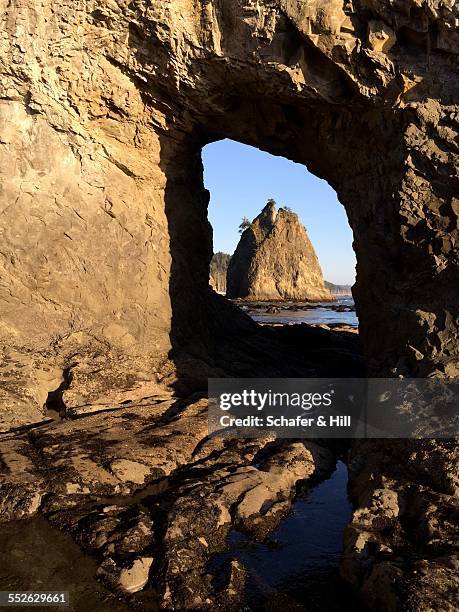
0,466 -> 362,611
248,297 -> 358,328
209,461 -> 365,611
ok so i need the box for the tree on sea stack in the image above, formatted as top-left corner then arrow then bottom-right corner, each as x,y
226,200 -> 333,301
238,217 -> 252,233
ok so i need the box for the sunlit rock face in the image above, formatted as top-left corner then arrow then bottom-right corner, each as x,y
227,201 -> 332,301
209,252 -> 231,294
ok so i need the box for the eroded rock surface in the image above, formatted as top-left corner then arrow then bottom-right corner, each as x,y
1,389 -> 458,609
0,0 -> 457,428
1,367 -> 457,610
226,201 -> 332,301
342,438 -> 459,611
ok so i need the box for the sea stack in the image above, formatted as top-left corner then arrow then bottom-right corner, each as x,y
226,201 -> 332,301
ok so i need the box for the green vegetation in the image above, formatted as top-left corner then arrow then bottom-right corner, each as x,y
238,217 -> 252,234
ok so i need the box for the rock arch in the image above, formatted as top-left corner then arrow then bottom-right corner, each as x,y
2,2 -> 457,425
1,2 -> 458,423
0,1 -> 458,607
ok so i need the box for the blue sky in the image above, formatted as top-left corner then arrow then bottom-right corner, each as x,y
203,139 -> 356,286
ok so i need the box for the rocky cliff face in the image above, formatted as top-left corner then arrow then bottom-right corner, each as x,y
325,281 -> 353,296
0,0 -> 457,423
209,252 -> 231,294
227,202 -> 332,301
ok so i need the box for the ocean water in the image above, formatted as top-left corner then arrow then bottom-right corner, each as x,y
0,467 -> 359,611
246,296 -> 358,328
209,461 -> 365,611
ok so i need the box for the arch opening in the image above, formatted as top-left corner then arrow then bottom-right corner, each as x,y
199,139 -> 364,605
162,97 -> 392,389
204,138 -> 358,328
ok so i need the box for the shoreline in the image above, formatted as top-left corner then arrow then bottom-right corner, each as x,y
233,296 -> 358,329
